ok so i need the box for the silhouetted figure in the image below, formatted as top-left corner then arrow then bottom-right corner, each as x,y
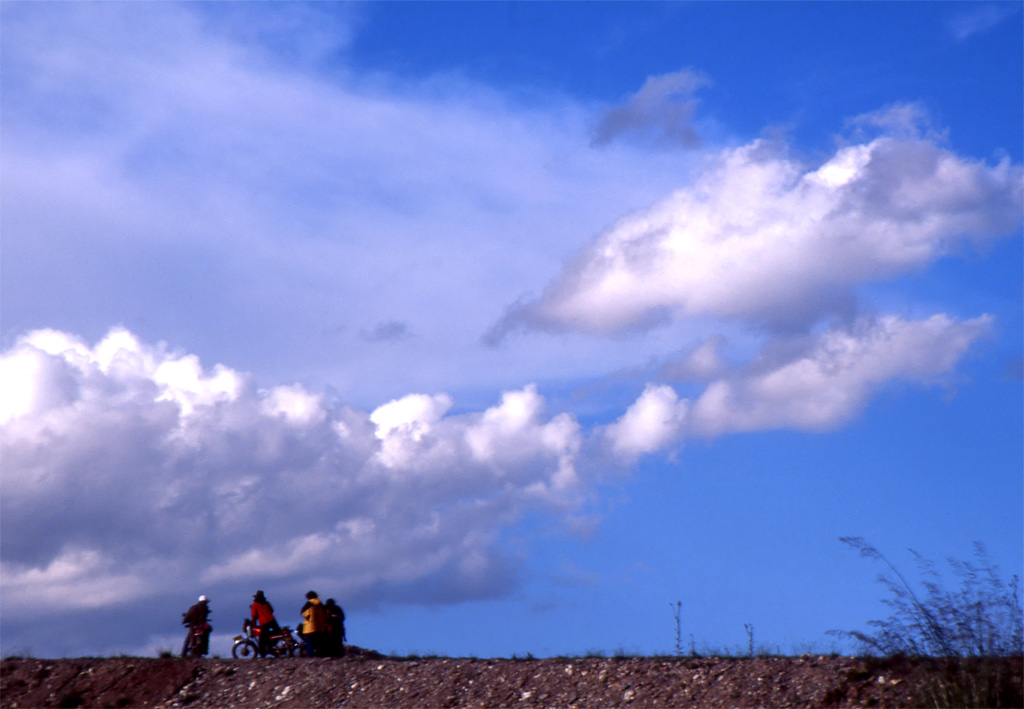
324,598 -> 346,657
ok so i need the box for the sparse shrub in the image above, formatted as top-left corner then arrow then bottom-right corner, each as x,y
833,537 -> 1023,708
670,601 -> 684,656
3,647 -> 34,660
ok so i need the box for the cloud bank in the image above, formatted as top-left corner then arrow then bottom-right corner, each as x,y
1,307 -> 994,626
0,329 -> 583,620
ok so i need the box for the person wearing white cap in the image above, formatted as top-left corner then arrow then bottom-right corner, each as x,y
181,595 -> 212,656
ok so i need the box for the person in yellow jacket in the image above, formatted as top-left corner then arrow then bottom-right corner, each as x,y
300,590 -> 329,657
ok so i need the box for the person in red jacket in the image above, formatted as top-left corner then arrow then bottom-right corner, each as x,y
250,590 -> 281,658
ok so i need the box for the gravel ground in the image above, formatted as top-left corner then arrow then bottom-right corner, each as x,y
3,649 -> 1021,708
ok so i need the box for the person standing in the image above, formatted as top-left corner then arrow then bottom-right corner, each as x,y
250,590 -> 281,658
300,590 -> 329,657
324,598 -> 346,657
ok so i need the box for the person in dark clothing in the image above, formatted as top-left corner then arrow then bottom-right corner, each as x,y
300,591 -> 329,657
324,598 -> 346,657
181,595 -> 212,656
250,590 -> 281,658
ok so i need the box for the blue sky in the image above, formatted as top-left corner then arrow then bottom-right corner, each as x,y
1,1 -> 1021,659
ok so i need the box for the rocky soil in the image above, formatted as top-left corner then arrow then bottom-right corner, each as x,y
2,648 -> 1021,708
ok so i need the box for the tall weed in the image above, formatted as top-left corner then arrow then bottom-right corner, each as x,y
832,537 -> 1023,708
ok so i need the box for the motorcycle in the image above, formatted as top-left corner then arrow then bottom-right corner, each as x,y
181,622 -> 211,658
232,618 -> 300,658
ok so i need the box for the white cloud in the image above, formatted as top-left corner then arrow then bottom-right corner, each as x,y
0,548 -> 154,612
0,328 -> 587,620
691,314 -> 993,436
491,131 -> 1022,338
660,337 -> 728,382
601,314 -> 992,454
603,384 -> 688,458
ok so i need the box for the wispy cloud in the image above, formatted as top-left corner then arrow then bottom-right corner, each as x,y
947,4 -> 1018,41
1,1 -> 696,403
360,321 -> 413,343
591,69 -> 710,148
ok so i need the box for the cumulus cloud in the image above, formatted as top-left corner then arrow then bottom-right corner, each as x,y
591,69 -> 710,148
0,328 -> 584,621
603,384 -> 688,458
688,314 -> 993,436
490,127 -> 1022,340
601,314 -> 992,457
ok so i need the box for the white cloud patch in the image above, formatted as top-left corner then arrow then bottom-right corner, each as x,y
491,125 -> 1022,339
690,314 -> 993,436
602,314 -> 992,456
0,329 -> 584,620
603,384 -> 688,458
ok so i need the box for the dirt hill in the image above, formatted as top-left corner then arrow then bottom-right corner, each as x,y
2,649 -> 1021,708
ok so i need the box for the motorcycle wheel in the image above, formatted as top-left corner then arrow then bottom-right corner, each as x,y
272,638 -> 296,657
232,640 -> 258,659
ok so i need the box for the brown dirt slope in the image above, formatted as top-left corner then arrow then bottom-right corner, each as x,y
2,650 -> 1020,708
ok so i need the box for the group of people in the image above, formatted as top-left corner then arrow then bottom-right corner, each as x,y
182,589 -> 346,658
295,590 -> 346,657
